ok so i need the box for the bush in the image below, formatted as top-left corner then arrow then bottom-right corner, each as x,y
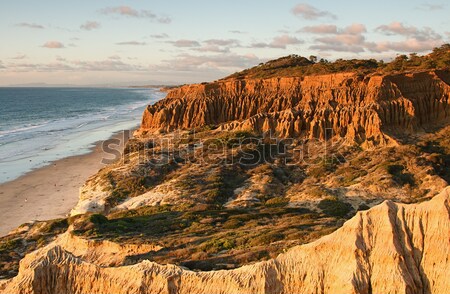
336,167 -> 368,186
0,239 -> 22,252
265,197 -> 289,207
124,139 -> 154,155
249,232 -> 284,246
223,219 -> 242,229
386,164 -> 415,186
358,203 -> 370,211
318,197 -> 352,217
89,214 -> 108,225
224,44 -> 450,79
201,238 -> 236,253
40,218 -> 69,234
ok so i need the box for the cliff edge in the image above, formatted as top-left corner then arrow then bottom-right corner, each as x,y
1,187 -> 449,294
137,70 -> 450,147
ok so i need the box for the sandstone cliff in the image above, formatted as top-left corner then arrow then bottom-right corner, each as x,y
137,70 -> 450,147
2,187 -> 449,294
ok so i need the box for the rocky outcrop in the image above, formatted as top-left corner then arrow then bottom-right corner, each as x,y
137,71 -> 450,147
2,187 -> 449,294
56,233 -> 161,267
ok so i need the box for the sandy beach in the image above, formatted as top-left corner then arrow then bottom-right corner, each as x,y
0,131 -> 130,236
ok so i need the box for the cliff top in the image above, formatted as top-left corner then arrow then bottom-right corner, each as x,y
223,43 -> 450,80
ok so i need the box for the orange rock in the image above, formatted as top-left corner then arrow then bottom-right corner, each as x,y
137,71 -> 450,148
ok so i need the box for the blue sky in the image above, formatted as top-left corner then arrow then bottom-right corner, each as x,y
0,0 -> 449,86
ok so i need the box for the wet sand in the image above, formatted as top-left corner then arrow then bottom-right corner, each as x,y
0,130 -> 130,236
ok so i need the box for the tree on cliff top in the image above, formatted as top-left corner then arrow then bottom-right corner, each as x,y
225,44 -> 450,80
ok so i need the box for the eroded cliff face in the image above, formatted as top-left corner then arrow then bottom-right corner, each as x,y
1,187 -> 449,294
138,71 -> 450,147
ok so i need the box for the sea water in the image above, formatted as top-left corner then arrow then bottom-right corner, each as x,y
0,87 -> 164,184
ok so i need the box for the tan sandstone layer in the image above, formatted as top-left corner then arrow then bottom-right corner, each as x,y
1,186 -> 449,294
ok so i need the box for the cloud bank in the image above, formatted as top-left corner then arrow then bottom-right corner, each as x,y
42,41 -> 65,49
292,4 -> 337,20
99,6 -> 171,23
80,21 -> 101,31
16,22 -> 45,29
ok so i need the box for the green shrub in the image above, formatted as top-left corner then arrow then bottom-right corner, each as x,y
358,203 -> 370,211
265,197 -> 289,207
89,214 -> 108,225
201,238 -> 236,253
224,44 -> 450,79
223,219 -> 242,229
386,164 -> 415,186
318,197 -> 352,217
0,239 -> 22,252
40,218 -> 69,234
249,232 -> 284,246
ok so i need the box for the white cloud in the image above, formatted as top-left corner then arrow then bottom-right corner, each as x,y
194,45 -> 230,53
375,22 -> 441,41
344,23 -> 367,34
301,24 -> 338,34
151,33 -> 169,39
251,35 -> 303,49
204,39 -> 240,46
416,3 -> 444,11
301,23 -> 366,35
376,22 -> 421,36
99,6 -> 171,23
301,23 -> 368,53
366,39 -> 444,53
229,30 -> 246,34
116,41 -> 146,46
171,39 -> 201,47
291,4 -> 337,20
157,17 -> 172,24
162,53 -> 262,71
15,22 -> 44,29
42,41 -> 65,49
6,58 -> 149,72
80,21 -> 101,31
71,60 -> 146,71
11,54 -> 27,60
302,22 -> 442,54
170,39 -> 239,53
371,22 -> 443,52
6,54 -> 260,75
310,44 -> 366,53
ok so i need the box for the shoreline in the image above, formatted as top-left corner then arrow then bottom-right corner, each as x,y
0,129 -> 132,237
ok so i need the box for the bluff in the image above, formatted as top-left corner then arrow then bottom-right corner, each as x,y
137,70 -> 450,147
1,187 -> 449,294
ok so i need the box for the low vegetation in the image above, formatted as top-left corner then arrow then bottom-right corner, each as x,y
73,204 -> 339,271
0,218 -> 69,279
2,122 -> 449,279
225,44 -> 450,79
318,197 -> 353,218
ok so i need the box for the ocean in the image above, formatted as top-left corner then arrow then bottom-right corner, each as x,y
0,87 -> 164,184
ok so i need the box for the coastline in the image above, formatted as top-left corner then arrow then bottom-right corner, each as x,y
0,129 -> 132,237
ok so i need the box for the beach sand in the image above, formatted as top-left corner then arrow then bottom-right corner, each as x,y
0,131 -> 130,236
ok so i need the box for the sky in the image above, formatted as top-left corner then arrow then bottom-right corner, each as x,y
0,0 -> 449,86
